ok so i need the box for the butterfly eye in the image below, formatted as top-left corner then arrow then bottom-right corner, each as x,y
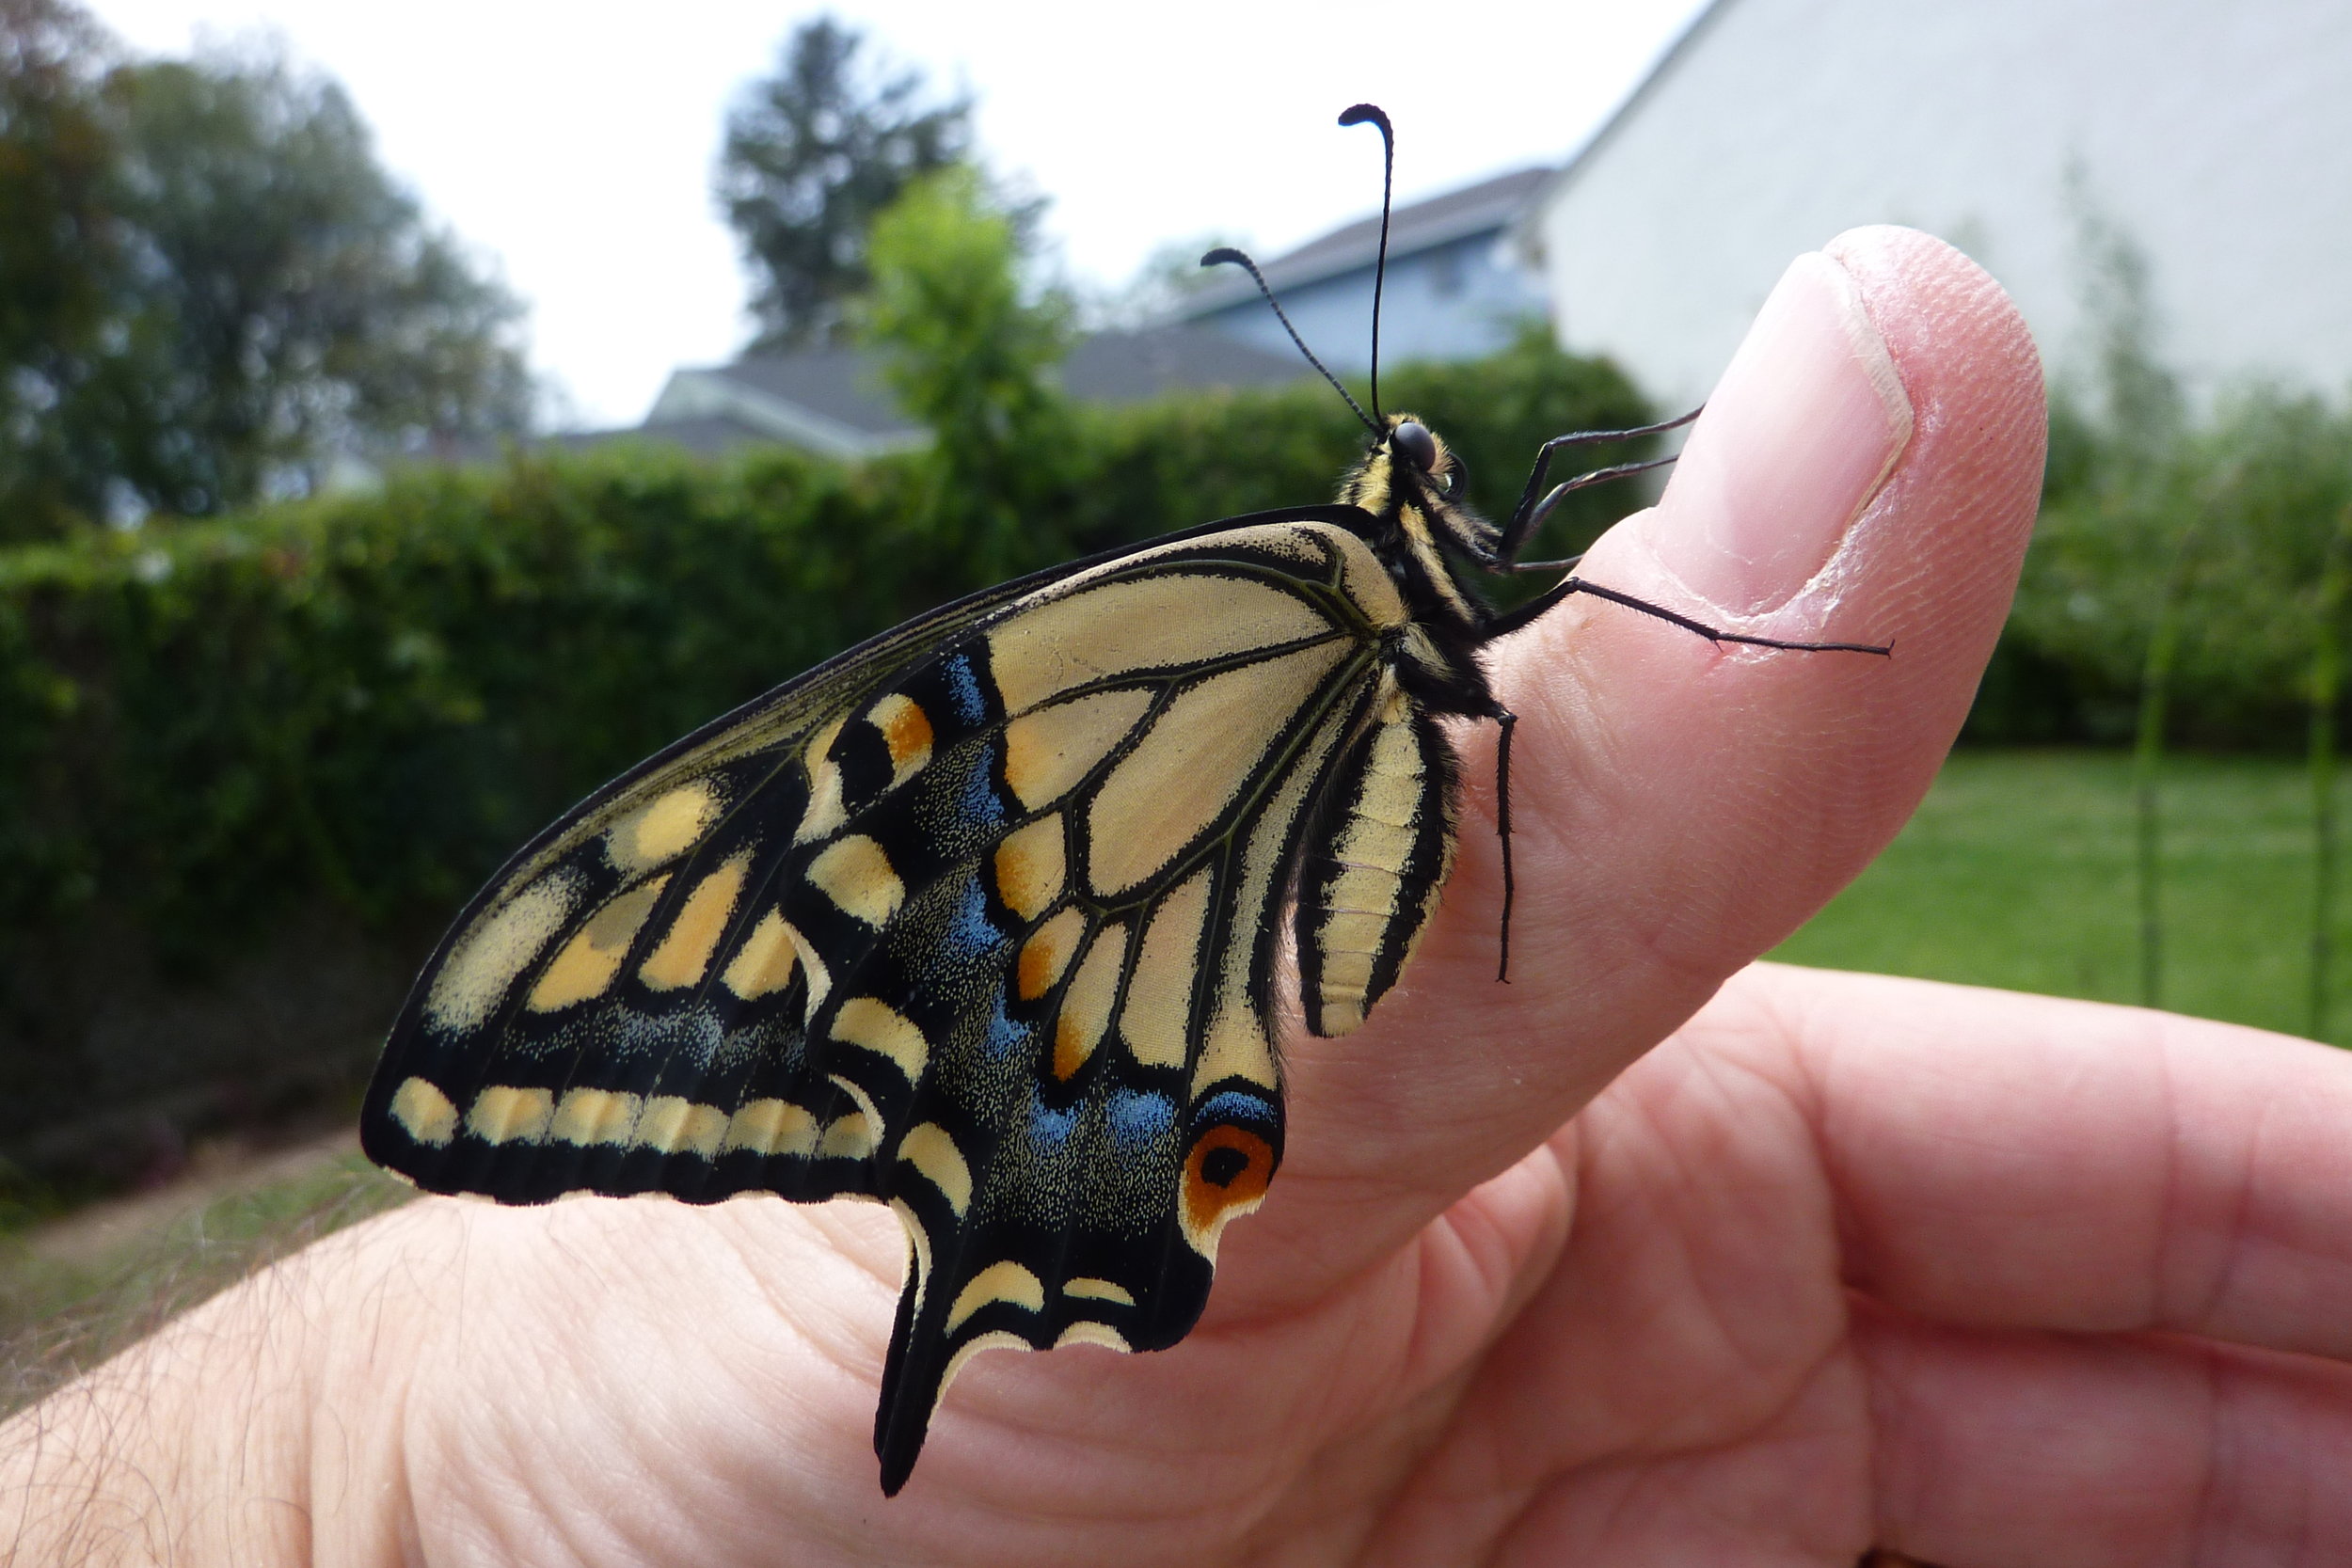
1391,420 -> 1438,474
1443,451 -> 1470,498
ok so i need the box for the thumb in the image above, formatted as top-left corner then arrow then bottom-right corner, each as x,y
1245,226 -> 2047,1305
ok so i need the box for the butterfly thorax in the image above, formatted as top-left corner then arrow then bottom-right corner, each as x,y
1338,413 -> 1502,642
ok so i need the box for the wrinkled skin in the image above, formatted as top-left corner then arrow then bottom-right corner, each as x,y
13,229 -> 2352,1566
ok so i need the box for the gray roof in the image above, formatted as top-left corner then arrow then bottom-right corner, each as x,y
548,415 -> 783,460
693,350 -> 909,442
1057,326 -> 1308,403
1180,165 -> 1554,317
599,325 -> 1311,460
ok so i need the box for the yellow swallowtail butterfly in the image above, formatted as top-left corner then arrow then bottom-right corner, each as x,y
361,103 -> 1886,1494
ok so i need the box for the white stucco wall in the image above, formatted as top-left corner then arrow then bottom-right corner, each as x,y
1533,0 -> 2352,409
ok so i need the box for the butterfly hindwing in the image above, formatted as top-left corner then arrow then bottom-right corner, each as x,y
361,517 -> 1419,1491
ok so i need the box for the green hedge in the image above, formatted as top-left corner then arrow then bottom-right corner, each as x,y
0,343 -> 1650,1193
1965,380 -> 2352,750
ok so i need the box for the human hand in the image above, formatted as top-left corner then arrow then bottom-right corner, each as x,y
27,228 -> 2341,1566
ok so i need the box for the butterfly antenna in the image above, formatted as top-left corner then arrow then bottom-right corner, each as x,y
1337,103 -> 1393,421
1201,246 -> 1378,435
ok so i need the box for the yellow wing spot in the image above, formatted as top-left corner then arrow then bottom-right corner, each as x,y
1016,907 -> 1086,1001
1052,924 -> 1125,1081
946,1260 -> 1046,1333
993,815 -> 1065,922
527,875 -> 671,1012
831,996 -> 929,1083
786,919 -> 832,1024
640,853 -> 750,990
550,1087 -> 640,1146
830,1071 -> 882,1127
1121,870 -> 1210,1069
719,907 -> 799,1000
1086,641 -> 1348,895
1191,1007 -> 1279,1099
1000,689 -> 1153,810
424,874 -> 577,1030
818,1112 -> 879,1160
896,1122 -> 973,1215
634,1096 -> 727,1156
805,834 -> 905,927
867,692 -> 934,787
1055,1322 -> 1132,1352
986,570 -> 1338,714
938,1329 -> 1032,1402
605,780 -> 723,873
891,1197 -> 934,1317
389,1077 -> 458,1147
1064,1276 -> 1136,1306
467,1085 -> 554,1146
795,717 -> 850,844
721,1099 -> 818,1157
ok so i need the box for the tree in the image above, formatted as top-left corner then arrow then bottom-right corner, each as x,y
0,0 -> 121,534
860,165 -> 1071,584
91,50 -> 531,515
0,6 -> 532,539
718,17 -> 970,352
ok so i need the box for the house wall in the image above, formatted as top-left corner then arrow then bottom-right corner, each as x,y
1533,0 -> 2352,408
1191,230 -> 1549,372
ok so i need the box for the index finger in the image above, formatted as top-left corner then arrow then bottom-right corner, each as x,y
1722,961 -> 2352,1359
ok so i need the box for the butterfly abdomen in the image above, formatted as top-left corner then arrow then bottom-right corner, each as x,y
1295,689 -> 1460,1038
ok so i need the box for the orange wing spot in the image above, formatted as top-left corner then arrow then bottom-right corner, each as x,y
1020,941 -> 1056,1002
1181,1126 -> 1276,1243
993,815 -> 1065,922
1016,907 -> 1084,1002
1052,1014 -> 1089,1081
1047,923 -> 1123,1081
873,693 -> 934,783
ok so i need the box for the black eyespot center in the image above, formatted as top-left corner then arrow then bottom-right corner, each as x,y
1392,420 -> 1438,474
1201,1146 -> 1249,1188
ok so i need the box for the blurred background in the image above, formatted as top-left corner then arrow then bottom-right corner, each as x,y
5,0 -> 2351,1375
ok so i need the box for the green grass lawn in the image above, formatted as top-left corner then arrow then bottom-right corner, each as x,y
0,1142 -> 411,1412
1773,748 -> 2350,1045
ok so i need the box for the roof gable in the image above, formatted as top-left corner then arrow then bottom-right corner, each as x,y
1180,164 -> 1553,315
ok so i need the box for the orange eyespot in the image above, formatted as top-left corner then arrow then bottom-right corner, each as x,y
1181,1125 -> 1275,1236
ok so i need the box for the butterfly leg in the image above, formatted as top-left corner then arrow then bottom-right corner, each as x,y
1472,580 -> 1885,986
1486,574 -> 1894,653
1494,405 -> 1703,565
1494,706 -> 1516,982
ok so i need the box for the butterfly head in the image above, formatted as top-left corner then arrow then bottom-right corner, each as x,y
1344,413 -> 1492,549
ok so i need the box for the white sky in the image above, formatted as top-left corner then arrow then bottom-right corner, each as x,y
86,0 -> 1712,428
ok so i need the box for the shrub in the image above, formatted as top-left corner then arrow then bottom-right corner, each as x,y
1975,386 -> 2352,749
0,340 -> 1651,1193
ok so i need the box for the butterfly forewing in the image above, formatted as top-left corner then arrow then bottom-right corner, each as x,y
361,519 -> 1423,1493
